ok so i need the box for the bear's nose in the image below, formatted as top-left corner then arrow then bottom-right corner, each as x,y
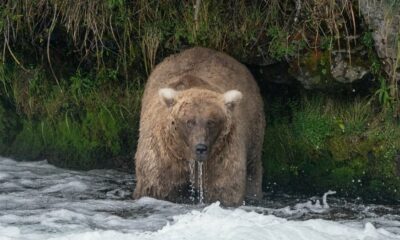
195,144 -> 208,155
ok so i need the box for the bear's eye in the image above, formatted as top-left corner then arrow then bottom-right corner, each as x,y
207,120 -> 216,128
186,119 -> 195,128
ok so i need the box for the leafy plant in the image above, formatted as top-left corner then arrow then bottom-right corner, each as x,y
375,76 -> 392,108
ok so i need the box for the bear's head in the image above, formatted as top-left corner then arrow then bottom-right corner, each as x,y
158,88 -> 242,162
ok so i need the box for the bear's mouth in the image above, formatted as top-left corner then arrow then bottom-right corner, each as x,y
195,153 -> 208,162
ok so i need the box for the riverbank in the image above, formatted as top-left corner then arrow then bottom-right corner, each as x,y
0,0 -> 399,202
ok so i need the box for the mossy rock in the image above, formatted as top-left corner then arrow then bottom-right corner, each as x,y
289,50 -> 370,90
288,51 -> 335,89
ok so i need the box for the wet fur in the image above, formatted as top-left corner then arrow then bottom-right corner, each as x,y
134,47 -> 265,206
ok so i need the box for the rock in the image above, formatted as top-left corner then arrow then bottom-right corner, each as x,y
288,50 -> 370,89
288,51 -> 328,89
285,1 -> 400,90
330,53 -> 369,84
359,0 -> 400,83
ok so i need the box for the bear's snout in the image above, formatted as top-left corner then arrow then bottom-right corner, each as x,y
195,144 -> 208,161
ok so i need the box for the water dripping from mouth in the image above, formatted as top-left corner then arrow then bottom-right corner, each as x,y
189,159 -> 196,203
188,159 -> 204,204
198,161 -> 204,204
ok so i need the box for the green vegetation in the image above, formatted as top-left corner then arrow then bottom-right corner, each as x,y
0,0 -> 399,201
264,96 -> 400,202
0,65 -> 141,169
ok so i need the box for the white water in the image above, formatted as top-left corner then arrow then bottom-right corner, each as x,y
1,157 -> 400,240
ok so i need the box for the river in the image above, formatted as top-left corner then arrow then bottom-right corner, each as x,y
0,157 -> 399,240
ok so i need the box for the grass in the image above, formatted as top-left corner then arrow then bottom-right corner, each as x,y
263,95 -> 400,202
0,1 -> 365,71
0,65 -> 142,169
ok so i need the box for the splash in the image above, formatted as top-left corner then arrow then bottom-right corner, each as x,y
189,159 -> 196,202
198,161 -> 204,204
188,159 -> 204,204
1,157 -> 400,240
322,190 -> 336,209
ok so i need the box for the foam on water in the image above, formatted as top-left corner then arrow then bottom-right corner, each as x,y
1,157 -> 400,240
2,202 -> 399,240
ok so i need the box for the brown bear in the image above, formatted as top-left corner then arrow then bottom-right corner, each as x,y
133,47 -> 265,206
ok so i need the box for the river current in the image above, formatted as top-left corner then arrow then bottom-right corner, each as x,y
0,156 -> 399,240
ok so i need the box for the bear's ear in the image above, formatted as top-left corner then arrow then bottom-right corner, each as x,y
159,88 -> 178,107
223,90 -> 242,110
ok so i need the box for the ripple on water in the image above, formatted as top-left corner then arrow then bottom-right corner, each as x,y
0,157 -> 400,240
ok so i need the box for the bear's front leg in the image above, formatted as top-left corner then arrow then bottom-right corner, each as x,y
133,179 -> 164,200
134,162 -> 189,202
205,157 -> 247,206
134,177 -> 189,202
